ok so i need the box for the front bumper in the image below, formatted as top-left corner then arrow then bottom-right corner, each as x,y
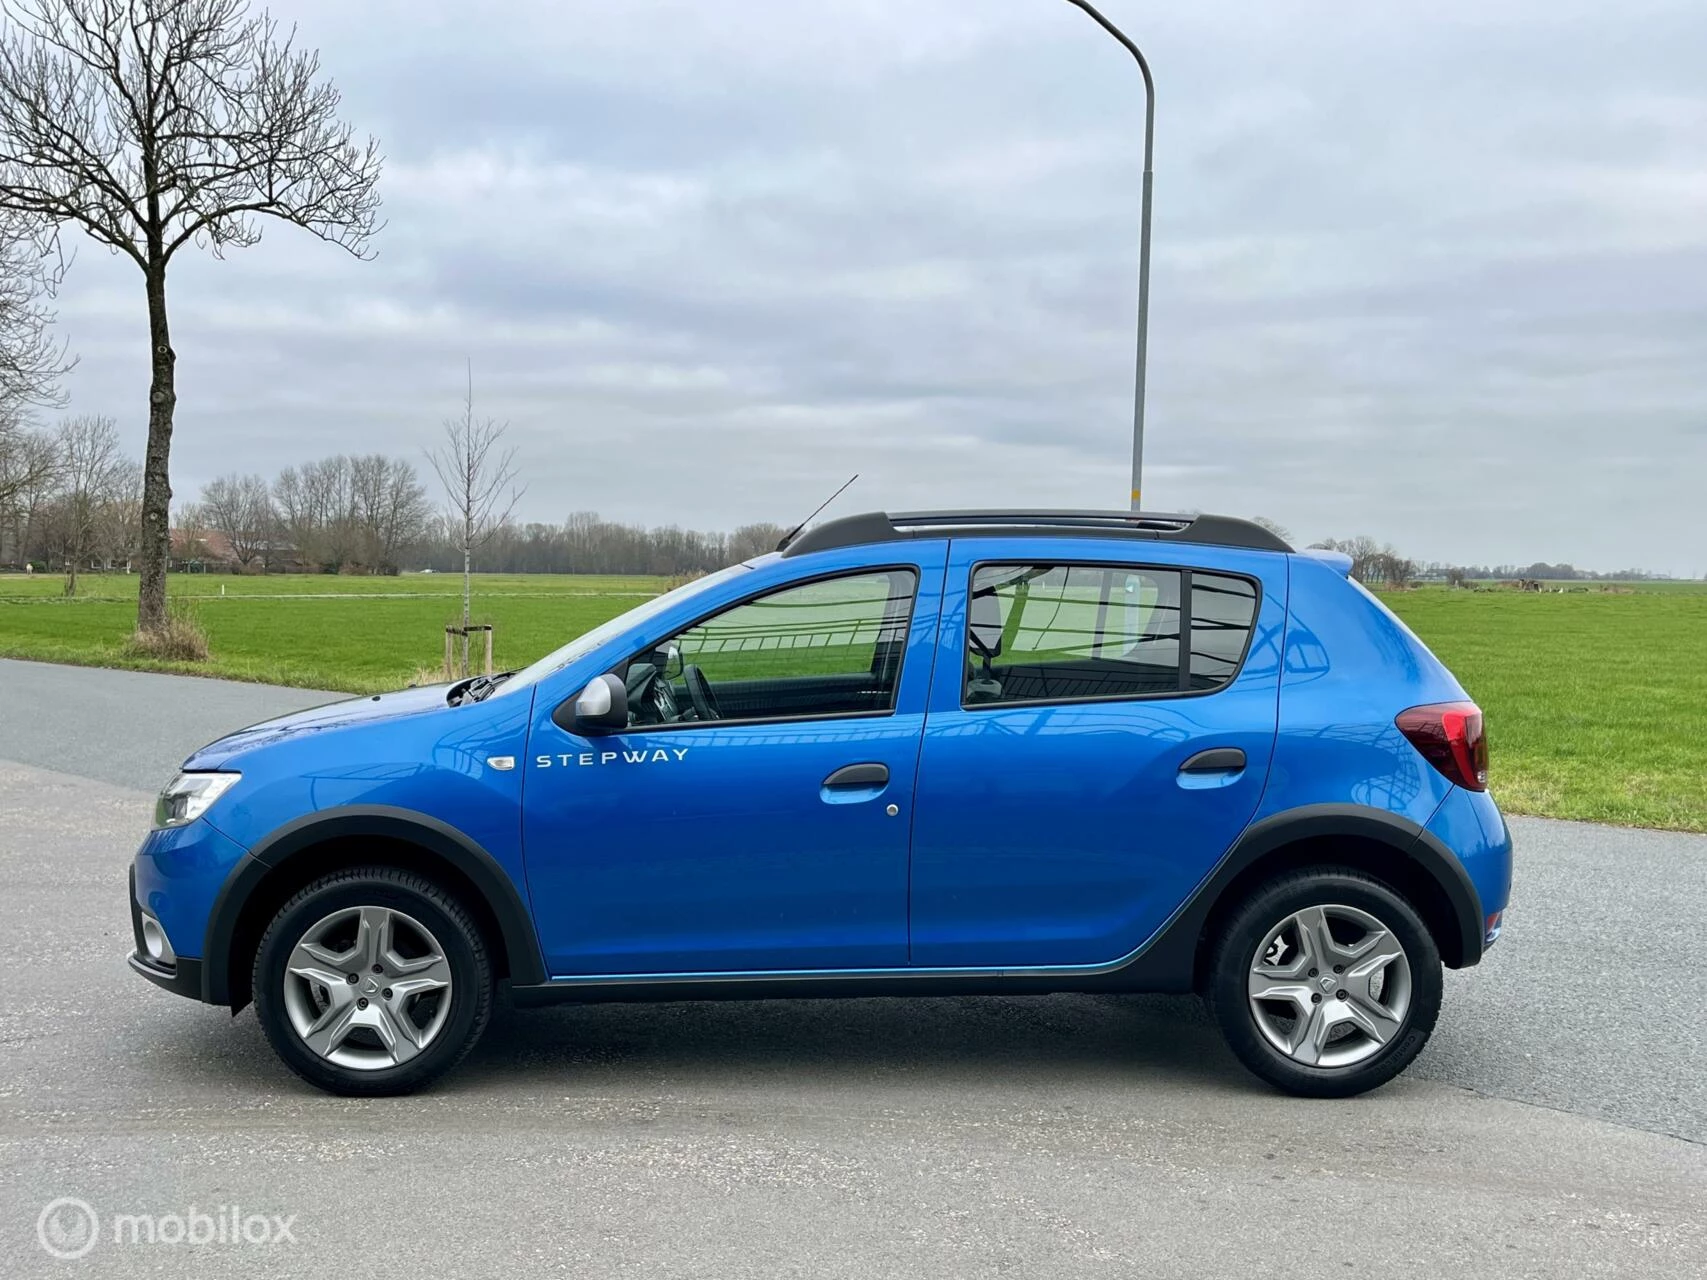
127,864 -> 205,999
129,818 -> 250,1004
127,949 -> 204,999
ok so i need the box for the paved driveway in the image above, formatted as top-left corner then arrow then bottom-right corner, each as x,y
0,658 -> 1702,1278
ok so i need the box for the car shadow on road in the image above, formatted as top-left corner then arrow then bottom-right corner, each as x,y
119,990 -> 1260,1100
445,990 -> 1257,1095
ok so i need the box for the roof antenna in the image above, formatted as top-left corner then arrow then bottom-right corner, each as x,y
777,474 -> 859,551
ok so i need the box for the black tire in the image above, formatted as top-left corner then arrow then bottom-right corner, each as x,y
253,867 -> 492,1097
1207,867 -> 1442,1098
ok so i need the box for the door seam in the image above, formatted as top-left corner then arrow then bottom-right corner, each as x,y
905,549 -> 955,965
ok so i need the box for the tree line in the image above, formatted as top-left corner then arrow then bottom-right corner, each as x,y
203,455 -> 435,575
0,423 -> 792,582
417,514 -> 791,578
2,451 -> 1682,586
172,457 -> 788,578
1309,537 -> 1671,588
0,414 -> 141,590
1417,559 -> 1668,584
1307,536 -> 1419,588
1257,520 -> 1676,587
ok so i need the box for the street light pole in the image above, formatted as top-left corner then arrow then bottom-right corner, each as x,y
1061,0 -> 1155,511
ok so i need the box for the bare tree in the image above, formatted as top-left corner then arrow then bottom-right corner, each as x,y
272,454 -> 355,570
0,206 -> 65,566
1312,535 -> 1385,585
727,521 -> 789,563
0,206 -> 70,418
427,366 -> 522,675
271,461 -> 321,568
171,496 -> 209,561
1312,535 -> 1419,589
1373,550 -> 1417,590
349,452 -> 428,574
44,412 -> 123,592
0,0 -> 382,632
198,471 -> 273,567
1250,515 -> 1291,545
96,455 -> 142,566
0,413 -> 57,556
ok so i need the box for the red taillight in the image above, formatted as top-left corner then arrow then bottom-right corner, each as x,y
1395,701 -> 1488,792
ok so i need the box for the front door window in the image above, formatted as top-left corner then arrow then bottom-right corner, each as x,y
620,569 -> 918,728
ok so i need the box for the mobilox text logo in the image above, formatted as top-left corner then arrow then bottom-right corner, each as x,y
37,1197 -> 298,1258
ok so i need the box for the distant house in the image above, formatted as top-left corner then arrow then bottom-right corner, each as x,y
257,539 -> 311,573
169,528 -> 238,572
168,528 -> 310,573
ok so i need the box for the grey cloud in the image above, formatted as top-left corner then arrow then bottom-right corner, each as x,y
45,0 -> 1707,573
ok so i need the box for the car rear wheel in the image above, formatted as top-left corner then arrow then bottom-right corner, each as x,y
253,867 -> 492,1096
1207,867 -> 1442,1098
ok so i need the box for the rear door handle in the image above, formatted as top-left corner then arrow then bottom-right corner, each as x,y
1179,748 -> 1246,774
823,763 -> 890,788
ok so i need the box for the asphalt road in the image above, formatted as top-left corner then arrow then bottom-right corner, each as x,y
0,657 -> 1702,1278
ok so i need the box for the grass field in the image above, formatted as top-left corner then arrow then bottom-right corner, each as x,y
1383,590 -> 1707,831
2,572 -> 1704,831
0,572 -> 666,691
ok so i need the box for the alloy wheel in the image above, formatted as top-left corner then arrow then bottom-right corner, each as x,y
280,905 -> 454,1071
1246,903 -> 1412,1069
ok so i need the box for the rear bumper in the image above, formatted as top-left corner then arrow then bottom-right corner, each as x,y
1425,786 -> 1513,956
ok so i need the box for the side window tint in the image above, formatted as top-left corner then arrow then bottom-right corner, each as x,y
965,564 -> 1184,705
623,570 -> 918,727
964,563 -> 1258,707
1189,573 -> 1259,690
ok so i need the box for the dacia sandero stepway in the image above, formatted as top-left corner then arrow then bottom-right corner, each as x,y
129,510 -> 1512,1097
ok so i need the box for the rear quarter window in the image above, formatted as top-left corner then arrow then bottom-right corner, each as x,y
1190,573 -> 1260,690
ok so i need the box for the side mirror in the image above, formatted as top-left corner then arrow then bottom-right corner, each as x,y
568,673 -> 629,734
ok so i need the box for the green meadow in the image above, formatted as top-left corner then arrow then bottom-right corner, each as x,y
1382,589 -> 1707,832
0,572 -> 663,691
2,573 -> 1703,831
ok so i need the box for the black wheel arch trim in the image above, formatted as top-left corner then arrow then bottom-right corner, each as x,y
1136,801 -> 1485,986
199,806 -> 546,1006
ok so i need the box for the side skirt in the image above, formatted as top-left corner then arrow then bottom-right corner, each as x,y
506,969 -> 1166,1007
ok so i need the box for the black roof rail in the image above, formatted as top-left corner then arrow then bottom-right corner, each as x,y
779,509 -> 1292,557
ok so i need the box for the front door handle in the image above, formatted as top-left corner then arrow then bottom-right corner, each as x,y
823,763 -> 890,789
1179,748 -> 1246,774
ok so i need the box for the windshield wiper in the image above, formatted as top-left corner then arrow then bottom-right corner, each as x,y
447,675 -> 489,706
458,671 -> 516,704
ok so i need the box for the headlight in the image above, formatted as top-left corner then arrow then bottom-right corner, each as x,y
154,772 -> 241,828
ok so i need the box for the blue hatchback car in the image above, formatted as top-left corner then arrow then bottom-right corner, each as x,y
129,510 -> 1511,1097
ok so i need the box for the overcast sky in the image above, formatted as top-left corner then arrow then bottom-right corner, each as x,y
47,0 -> 1707,573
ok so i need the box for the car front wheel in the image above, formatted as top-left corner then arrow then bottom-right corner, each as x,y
252,867 -> 492,1096
1207,867 -> 1443,1098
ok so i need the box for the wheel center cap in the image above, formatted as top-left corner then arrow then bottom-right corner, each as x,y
1319,975 -> 1336,993
361,978 -> 380,996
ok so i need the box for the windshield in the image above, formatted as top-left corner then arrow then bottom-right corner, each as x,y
490,561 -> 757,698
